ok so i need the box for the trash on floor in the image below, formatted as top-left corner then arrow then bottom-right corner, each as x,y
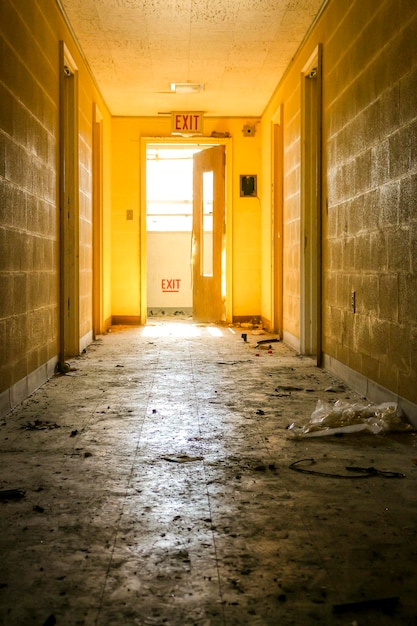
161,454 -> 203,463
0,488 -> 26,501
254,338 -> 280,348
332,596 -> 399,614
288,458 -> 405,479
21,419 -> 60,431
288,399 -> 414,437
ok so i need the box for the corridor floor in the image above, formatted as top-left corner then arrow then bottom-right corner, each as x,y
1,321 -> 417,626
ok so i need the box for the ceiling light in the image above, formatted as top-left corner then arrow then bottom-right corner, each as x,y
170,82 -> 204,94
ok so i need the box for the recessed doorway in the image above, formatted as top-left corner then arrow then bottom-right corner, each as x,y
146,144 -> 199,320
142,138 -> 232,325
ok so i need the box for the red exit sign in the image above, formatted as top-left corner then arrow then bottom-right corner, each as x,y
171,112 -> 203,135
162,278 -> 181,293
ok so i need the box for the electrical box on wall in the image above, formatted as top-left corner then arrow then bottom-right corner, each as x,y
240,175 -> 257,197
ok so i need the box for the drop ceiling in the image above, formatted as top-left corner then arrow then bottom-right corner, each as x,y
58,0 -> 326,117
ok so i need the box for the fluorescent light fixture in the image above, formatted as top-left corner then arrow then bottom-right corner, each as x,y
170,82 -> 204,94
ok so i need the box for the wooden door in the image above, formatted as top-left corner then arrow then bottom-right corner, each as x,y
192,145 -> 226,322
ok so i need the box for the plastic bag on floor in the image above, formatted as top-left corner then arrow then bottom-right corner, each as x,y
288,399 -> 414,437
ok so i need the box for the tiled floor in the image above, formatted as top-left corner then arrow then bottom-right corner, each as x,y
1,321 -> 417,626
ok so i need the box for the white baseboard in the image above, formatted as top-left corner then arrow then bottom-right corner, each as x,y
322,353 -> 417,427
0,355 -> 58,419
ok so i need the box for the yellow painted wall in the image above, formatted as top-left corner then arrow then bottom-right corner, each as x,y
261,0 -> 417,407
0,0 -> 112,408
111,117 -> 262,322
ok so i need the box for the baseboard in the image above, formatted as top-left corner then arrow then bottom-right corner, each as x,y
261,316 -> 272,332
80,330 -> 93,354
283,330 -> 300,353
0,355 -> 58,419
232,315 -> 263,325
322,352 -> 417,427
111,315 -> 141,325
147,307 -> 192,318
103,316 -> 112,332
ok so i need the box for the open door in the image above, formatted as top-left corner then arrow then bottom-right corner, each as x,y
192,145 -> 226,323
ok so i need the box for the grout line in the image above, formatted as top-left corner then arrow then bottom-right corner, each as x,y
94,341 -> 161,625
189,341 -> 227,626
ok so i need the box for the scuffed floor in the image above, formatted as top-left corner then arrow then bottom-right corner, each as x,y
1,321 -> 417,626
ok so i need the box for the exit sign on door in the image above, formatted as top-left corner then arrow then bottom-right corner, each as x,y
171,112 -> 203,135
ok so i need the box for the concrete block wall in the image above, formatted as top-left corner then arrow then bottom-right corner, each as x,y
262,0 -> 417,412
282,83 -> 301,344
324,0 -> 417,404
79,98 -> 94,344
0,1 -> 59,396
0,0 -> 110,415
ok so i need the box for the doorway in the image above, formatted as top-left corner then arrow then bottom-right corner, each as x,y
300,45 -> 323,362
272,105 -> 284,336
145,144 -> 198,320
59,42 -> 79,366
141,138 -> 232,325
92,103 -> 103,337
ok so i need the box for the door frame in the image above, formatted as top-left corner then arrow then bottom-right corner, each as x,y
59,42 -> 79,366
140,137 -> 233,324
92,103 -> 103,337
271,105 -> 284,336
300,44 -> 323,362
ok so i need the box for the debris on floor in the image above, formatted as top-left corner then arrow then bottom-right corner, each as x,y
161,454 -> 204,463
1,321 -> 416,625
21,419 -> 60,431
332,596 -> 399,614
288,399 -> 414,437
288,458 -> 406,479
254,337 -> 280,348
0,489 -> 25,501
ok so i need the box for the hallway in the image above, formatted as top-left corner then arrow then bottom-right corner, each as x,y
1,321 -> 416,626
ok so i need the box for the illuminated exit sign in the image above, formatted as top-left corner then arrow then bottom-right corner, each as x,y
171,112 -> 203,136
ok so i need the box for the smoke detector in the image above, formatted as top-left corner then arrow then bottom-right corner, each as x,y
242,124 -> 257,137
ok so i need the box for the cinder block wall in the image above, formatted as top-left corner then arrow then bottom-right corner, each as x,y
262,0 -> 417,410
324,0 -> 417,404
0,0 -> 111,414
282,85 -> 302,342
79,101 -> 94,343
0,1 -> 59,397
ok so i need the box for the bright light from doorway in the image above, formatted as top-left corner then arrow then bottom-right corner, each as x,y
142,323 -> 201,338
206,327 -> 223,337
142,324 -> 224,338
146,146 -> 201,232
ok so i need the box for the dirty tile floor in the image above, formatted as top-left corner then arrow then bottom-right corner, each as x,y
1,321 -> 417,626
